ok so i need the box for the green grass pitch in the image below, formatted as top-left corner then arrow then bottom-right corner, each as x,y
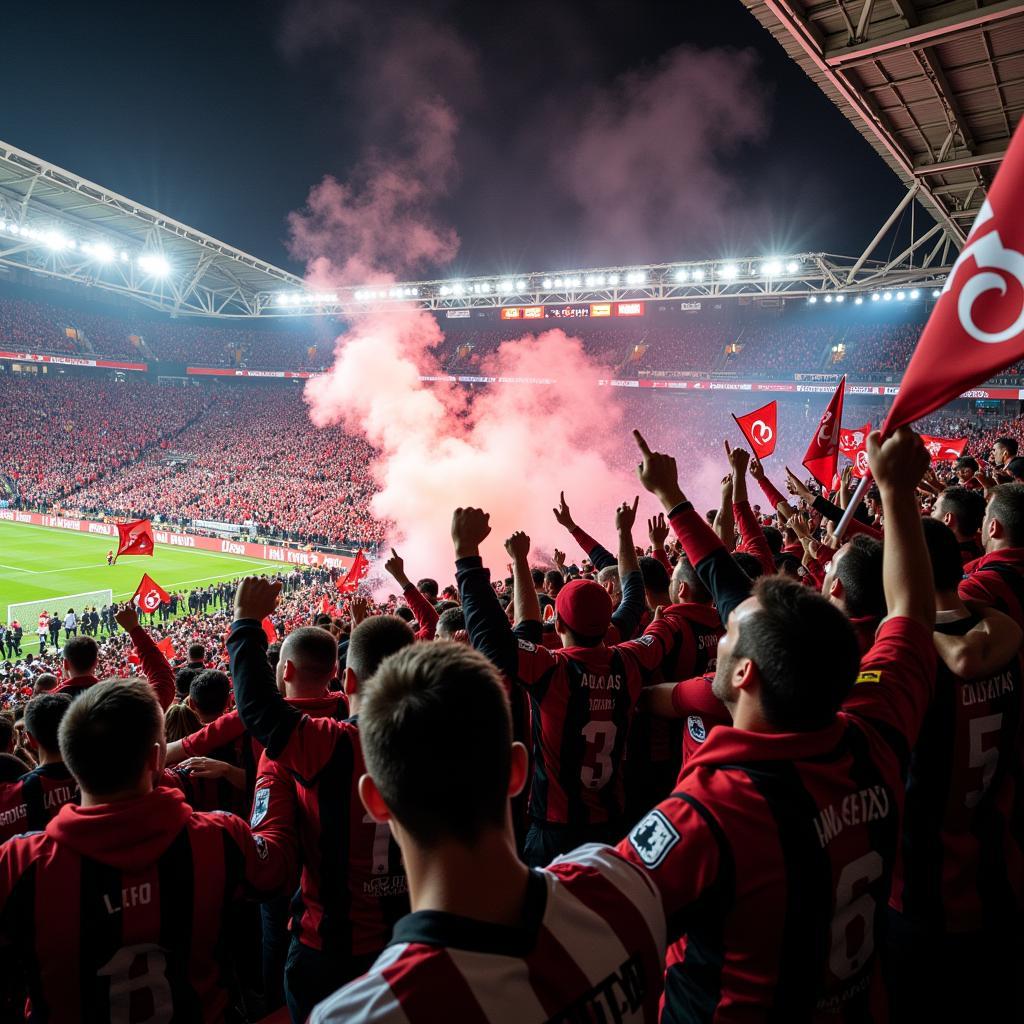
0,519 -> 280,624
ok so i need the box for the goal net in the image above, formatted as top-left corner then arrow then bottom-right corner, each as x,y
7,590 -> 113,633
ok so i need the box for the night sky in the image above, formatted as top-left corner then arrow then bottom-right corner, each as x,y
3,1 -> 907,278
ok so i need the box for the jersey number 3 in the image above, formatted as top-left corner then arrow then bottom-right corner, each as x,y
581,721 -> 617,790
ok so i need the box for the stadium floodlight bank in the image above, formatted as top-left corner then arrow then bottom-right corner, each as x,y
7,589 -> 113,627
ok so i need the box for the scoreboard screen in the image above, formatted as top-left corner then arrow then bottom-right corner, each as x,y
499,302 -> 644,320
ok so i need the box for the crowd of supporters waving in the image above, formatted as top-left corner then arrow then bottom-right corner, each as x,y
0,418 -> 1023,1021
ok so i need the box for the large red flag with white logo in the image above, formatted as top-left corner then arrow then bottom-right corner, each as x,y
132,573 -> 170,614
884,122 -> 1024,432
839,423 -> 872,457
803,378 -> 846,486
732,401 -> 778,458
116,519 -> 154,558
919,434 -> 969,462
336,550 -> 370,595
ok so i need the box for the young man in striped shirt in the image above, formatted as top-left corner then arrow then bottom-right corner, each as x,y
311,641 -> 667,1023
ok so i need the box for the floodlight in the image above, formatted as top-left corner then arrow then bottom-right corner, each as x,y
835,295 -> 845,303
824,295 -> 833,303
786,261 -> 799,274
808,296 -> 817,304
854,296 -> 863,305
910,289 -> 920,300
932,289 -> 941,298
674,268 -> 689,282
761,260 -> 782,277
690,269 -> 704,282
607,273 -> 620,285
138,253 -> 171,278
91,242 -> 115,263
720,264 -> 739,280
883,292 -> 893,301
871,293 -> 881,301
896,291 -> 906,301
515,279 -> 527,290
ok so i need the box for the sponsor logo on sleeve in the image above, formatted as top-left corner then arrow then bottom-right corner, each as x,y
517,639 -> 537,652
856,670 -> 882,685
253,834 -> 270,861
250,788 -> 270,828
628,809 -> 680,869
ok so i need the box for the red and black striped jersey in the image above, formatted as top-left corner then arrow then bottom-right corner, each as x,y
513,617 -> 689,827
249,717 -> 409,957
891,612 -> 1024,932
162,736 -> 247,816
227,621 -> 409,960
0,785 -> 293,1023
669,675 -> 732,768
309,845 -> 667,1024
620,617 -> 935,1022
0,763 -> 79,844
959,548 -> 1024,631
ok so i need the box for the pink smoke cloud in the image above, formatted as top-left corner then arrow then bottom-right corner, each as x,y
554,45 -> 769,260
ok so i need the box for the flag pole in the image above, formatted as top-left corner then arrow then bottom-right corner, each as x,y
730,413 -> 751,450
834,473 -> 872,542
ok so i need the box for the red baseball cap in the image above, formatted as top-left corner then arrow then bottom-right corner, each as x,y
555,579 -> 613,639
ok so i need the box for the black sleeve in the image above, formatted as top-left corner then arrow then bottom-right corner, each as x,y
812,494 -> 846,525
611,569 -> 645,640
227,619 -> 302,758
513,619 -> 543,644
668,501 -> 753,626
456,556 -> 517,678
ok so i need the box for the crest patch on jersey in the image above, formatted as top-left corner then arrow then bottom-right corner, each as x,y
253,834 -> 269,861
634,634 -> 656,647
856,670 -> 882,685
687,715 -> 707,743
628,809 -> 680,869
517,639 -> 537,652
251,788 -> 270,828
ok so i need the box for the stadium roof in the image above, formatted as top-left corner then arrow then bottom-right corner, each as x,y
0,137 -> 954,318
0,139 -> 305,316
742,0 -> 1024,258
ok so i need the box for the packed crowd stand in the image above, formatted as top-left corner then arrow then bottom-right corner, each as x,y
0,289 -> 952,378
3,378 -> 386,549
1,405 -> 1023,1021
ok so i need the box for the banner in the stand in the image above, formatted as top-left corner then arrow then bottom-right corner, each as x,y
0,351 -> 147,371
0,510 -> 354,570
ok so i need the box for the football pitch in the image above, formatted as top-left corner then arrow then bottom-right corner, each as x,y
0,519 -> 279,626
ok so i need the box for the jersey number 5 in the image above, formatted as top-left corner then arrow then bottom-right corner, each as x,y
98,943 -> 173,1024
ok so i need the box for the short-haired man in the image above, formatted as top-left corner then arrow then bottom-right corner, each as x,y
0,693 -> 77,842
228,580 -> 415,1023
310,642 -> 667,1023
820,534 -> 887,653
0,678 -> 293,1021
959,483 -> 1024,631
619,426 -> 936,1018
932,485 -> 986,563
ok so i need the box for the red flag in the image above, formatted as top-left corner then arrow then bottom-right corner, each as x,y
884,122 -> 1024,432
850,444 -> 871,479
919,434 -> 969,462
803,378 -> 846,487
839,423 -> 872,457
156,636 -> 176,661
262,616 -> 278,644
131,573 -> 170,614
337,550 -> 370,595
732,401 -> 778,458
116,519 -> 155,558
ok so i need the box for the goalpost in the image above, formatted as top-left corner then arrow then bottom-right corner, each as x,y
7,590 -> 113,640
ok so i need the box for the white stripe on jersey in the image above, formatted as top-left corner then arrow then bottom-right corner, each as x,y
445,949 -> 548,1023
547,843 -> 668,958
310,943 -> 411,1024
